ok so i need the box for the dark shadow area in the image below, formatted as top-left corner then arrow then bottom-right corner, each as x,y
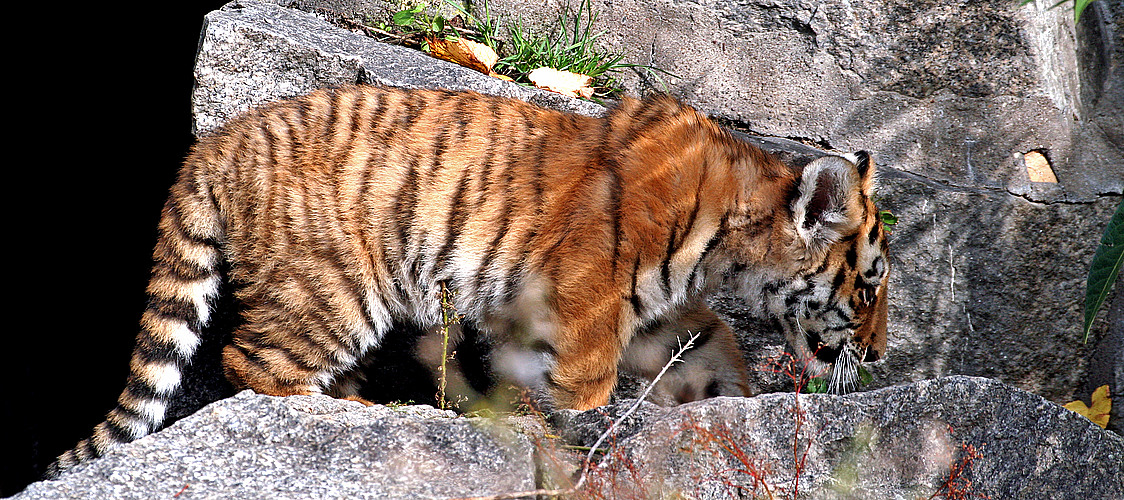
6,2 -> 229,495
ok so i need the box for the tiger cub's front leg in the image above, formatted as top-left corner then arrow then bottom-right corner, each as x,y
526,295 -> 627,411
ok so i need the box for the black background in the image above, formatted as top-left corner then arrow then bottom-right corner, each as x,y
6,2 -> 229,494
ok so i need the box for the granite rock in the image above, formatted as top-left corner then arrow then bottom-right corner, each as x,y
578,376 -> 1124,499
16,391 -> 535,499
20,378 -> 1123,499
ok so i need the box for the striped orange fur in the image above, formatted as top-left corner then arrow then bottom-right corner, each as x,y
47,85 -> 889,476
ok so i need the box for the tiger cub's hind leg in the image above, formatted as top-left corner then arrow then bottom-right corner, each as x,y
221,300 -> 375,400
621,298 -> 750,404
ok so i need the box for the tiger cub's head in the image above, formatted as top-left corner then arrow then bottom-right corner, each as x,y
732,151 -> 889,393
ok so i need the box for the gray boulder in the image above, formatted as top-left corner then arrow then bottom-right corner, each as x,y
16,391 -> 535,499
191,0 -> 603,136
19,377 -> 1123,499
573,376 -> 1124,499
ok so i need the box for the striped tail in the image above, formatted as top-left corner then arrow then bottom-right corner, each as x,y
46,170 -> 224,478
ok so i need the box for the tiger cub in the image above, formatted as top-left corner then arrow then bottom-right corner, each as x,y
48,85 -> 889,476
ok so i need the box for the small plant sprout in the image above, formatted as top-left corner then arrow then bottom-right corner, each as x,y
437,281 -> 462,410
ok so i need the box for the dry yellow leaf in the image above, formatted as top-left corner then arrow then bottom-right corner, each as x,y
427,37 -> 499,76
1063,384 -> 1111,428
527,67 -> 594,99
1024,150 -> 1057,183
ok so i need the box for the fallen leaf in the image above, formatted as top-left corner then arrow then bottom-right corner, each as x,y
527,67 -> 594,99
427,37 -> 499,76
1024,150 -> 1057,183
1063,384 -> 1111,428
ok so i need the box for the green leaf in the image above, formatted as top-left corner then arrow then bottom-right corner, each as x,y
393,9 -> 417,27
1084,198 -> 1124,342
806,377 -> 828,394
1074,0 -> 1093,22
880,211 -> 897,226
858,365 -> 873,386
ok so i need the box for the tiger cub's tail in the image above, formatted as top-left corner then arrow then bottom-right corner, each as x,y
46,171 -> 224,478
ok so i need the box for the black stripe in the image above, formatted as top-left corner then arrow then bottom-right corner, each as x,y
104,409 -> 138,443
685,259 -> 704,292
594,117 -> 625,277
284,269 -> 352,355
497,114 -> 539,302
395,157 -> 421,258
369,91 -> 391,141
163,195 -> 215,248
542,232 -> 568,279
324,87 -> 343,147
531,125 -> 549,212
79,439 -> 98,460
608,167 -> 623,276
475,171 -> 514,300
264,108 -> 286,250
333,90 -> 364,200
223,128 -> 253,249
865,256 -> 884,279
700,229 -> 724,259
832,268 -> 847,293
784,282 -> 811,308
503,256 -> 527,307
824,304 -> 851,323
112,404 -> 146,431
146,295 -> 201,329
867,219 -> 881,245
614,98 -> 676,151
152,241 -> 212,283
630,255 -> 643,317
232,340 -> 269,371
398,91 -> 426,130
805,254 -> 834,279
348,88 -> 365,138
297,95 -> 315,133
659,230 -> 675,298
437,168 -> 472,276
253,321 -> 325,373
528,339 -> 558,358
680,172 -> 704,247
123,374 -> 161,403
314,245 -> 378,341
356,91 -> 391,273
133,330 -> 189,367
454,95 -> 472,141
763,280 -> 784,295
430,122 -> 451,178
845,243 -> 858,270
476,115 -> 499,209
853,150 -> 871,177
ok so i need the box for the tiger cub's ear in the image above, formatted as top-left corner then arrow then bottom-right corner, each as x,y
791,154 -> 869,258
